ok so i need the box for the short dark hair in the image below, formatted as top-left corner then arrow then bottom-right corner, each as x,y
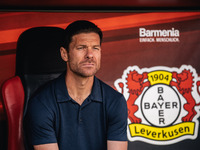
62,20 -> 103,52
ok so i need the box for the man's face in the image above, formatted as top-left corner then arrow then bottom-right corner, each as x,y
67,32 -> 101,77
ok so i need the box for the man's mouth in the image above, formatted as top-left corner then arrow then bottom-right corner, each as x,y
82,63 -> 95,67
81,61 -> 95,67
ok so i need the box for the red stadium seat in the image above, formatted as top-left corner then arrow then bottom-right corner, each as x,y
1,76 -> 25,150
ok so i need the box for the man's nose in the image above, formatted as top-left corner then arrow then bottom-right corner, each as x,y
86,47 -> 93,59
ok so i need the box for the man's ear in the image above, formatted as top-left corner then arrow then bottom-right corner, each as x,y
60,47 -> 68,62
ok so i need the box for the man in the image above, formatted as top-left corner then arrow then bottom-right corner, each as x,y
24,20 -> 128,150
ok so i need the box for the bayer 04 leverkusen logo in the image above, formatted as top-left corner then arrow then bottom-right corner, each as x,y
114,65 -> 200,145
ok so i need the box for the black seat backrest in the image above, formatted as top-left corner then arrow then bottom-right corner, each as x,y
15,27 -> 66,115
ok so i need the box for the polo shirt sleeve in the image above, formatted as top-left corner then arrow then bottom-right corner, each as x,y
24,98 -> 57,145
107,95 -> 128,141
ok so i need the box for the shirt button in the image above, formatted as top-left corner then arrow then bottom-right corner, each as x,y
79,118 -> 82,122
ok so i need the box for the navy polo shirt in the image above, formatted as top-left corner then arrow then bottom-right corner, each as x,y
24,72 -> 127,150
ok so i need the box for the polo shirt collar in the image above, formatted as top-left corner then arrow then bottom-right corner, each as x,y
55,72 -> 102,103
89,76 -> 102,102
55,72 -> 71,102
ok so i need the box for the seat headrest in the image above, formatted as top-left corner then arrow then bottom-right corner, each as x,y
16,27 -> 66,76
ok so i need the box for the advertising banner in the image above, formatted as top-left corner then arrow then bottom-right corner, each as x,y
108,12 -> 200,150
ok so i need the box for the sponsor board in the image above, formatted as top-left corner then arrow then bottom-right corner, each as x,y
114,65 -> 200,145
139,28 -> 180,43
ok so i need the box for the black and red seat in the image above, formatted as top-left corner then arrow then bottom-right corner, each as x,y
1,26 -> 65,150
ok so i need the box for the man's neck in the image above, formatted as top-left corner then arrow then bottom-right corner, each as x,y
65,73 -> 94,105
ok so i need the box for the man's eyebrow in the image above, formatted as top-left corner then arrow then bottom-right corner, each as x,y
93,45 -> 101,47
77,45 -> 86,47
77,45 -> 100,47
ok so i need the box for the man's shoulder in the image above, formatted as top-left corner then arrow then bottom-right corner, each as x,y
96,77 -> 124,100
32,73 -> 65,100
35,78 -> 55,96
29,76 -> 59,107
97,78 -> 127,117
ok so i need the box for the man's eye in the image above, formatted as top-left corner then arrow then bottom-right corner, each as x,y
77,47 -> 84,50
94,47 -> 100,50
